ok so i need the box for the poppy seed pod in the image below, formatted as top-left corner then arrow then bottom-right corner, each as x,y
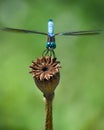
30,56 -> 61,99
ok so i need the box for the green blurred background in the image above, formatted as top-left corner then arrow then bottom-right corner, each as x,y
0,0 -> 104,130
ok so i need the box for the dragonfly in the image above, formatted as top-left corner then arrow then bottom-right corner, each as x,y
0,19 -> 103,58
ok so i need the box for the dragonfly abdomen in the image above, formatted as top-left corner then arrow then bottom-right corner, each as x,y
48,19 -> 54,36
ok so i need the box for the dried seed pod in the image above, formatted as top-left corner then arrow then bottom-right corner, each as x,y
30,56 -> 61,99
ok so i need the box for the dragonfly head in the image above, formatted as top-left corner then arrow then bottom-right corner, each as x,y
43,33 -> 56,58
46,42 -> 56,50
48,19 -> 54,36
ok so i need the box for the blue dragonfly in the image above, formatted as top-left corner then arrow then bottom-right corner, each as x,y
0,19 -> 103,57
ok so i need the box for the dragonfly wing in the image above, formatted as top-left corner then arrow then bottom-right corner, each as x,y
55,30 -> 103,36
0,27 -> 47,35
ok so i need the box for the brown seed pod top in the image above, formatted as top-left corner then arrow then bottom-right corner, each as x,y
29,56 -> 61,98
30,56 -> 61,81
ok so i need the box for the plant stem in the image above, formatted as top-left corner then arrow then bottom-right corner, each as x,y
44,94 -> 54,130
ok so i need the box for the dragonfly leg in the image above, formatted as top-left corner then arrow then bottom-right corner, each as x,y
42,49 -> 49,56
50,50 -> 52,57
52,50 -> 56,58
42,49 -> 56,58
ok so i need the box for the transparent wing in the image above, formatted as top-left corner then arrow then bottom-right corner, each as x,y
0,27 -> 47,35
55,30 -> 103,36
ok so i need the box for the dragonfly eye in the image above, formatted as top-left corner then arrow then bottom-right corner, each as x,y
46,42 -> 56,50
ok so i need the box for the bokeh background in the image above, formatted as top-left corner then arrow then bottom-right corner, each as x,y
0,0 -> 104,130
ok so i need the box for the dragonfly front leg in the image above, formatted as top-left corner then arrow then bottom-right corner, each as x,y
42,49 -> 56,58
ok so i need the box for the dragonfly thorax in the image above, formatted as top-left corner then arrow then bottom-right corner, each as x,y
46,35 -> 56,50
